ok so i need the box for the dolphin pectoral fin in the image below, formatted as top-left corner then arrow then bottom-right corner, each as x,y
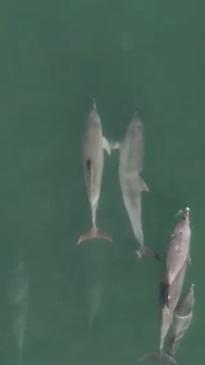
110,141 -> 120,150
139,176 -> 149,192
138,352 -> 177,365
102,136 -> 111,155
135,246 -> 162,262
77,227 -> 112,245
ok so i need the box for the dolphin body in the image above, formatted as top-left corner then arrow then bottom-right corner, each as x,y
78,101 -> 112,244
9,260 -> 29,365
165,207 -> 191,290
112,112 -> 157,258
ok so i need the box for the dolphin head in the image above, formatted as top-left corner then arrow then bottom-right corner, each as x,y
88,101 -> 101,127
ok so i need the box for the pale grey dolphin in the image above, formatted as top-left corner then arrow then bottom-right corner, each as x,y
9,260 -> 29,365
111,112 -> 158,259
78,100 -> 112,244
165,207 -> 191,295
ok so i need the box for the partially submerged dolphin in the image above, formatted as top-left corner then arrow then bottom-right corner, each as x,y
9,260 -> 29,365
165,284 -> 195,360
111,112 -> 157,258
78,101 -> 112,244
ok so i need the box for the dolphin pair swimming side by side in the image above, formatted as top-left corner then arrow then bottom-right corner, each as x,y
138,207 -> 193,364
111,112 -> 159,259
78,100 -> 112,244
77,106 -> 156,255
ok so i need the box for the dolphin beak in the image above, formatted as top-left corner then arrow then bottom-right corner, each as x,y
184,207 -> 190,220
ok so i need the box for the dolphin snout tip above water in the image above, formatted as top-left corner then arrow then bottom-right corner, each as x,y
92,98 -> 97,110
184,207 -> 190,219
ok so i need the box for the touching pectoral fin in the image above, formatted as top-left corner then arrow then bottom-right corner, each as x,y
102,136 -> 111,155
110,141 -> 120,150
139,176 -> 149,192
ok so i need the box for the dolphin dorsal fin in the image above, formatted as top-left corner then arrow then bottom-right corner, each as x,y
139,176 -> 149,192
102,136 -> 111,155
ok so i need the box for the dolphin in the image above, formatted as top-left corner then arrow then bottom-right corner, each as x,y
9,260 -> 29,365
138,208 -> 192,364
78,100 -> 112,244
165,207 -> 191,298
138,262 -> 188,365
165,284 -> 195,359
111,112 -> 158,259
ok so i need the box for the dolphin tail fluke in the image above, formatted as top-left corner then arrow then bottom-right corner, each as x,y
77,227 -> 112,245
135,246 -> 162,262
138,352 -> 177,365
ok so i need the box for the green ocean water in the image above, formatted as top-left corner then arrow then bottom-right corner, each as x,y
0,0 -> 204,364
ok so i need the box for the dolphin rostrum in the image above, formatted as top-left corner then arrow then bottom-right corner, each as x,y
111,112 -> 157,259
78,100 -> 112,244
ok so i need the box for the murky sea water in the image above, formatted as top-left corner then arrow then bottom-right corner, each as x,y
0,0 -> 204,364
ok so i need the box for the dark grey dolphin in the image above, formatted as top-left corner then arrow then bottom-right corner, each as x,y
111,112 -> 158,259
78,100 -> 112,244
9,260 -> 29,365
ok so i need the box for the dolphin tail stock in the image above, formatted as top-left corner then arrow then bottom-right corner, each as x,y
138,352 -> 177,365
77,227 -> 112,245
135,245 -> 162,262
